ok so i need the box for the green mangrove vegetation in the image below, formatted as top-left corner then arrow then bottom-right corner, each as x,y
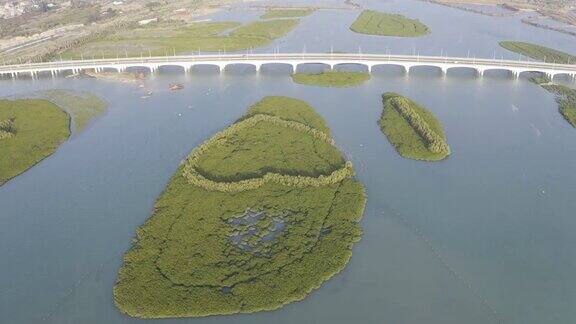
499,41 -> 576,64
62,18 -> 301,59
529,74 -> 576,127
291,71 -> 371,87
114,96 -> 367,318
261,8 -> 314,19
379,92 -> 450,161
542,84 -> 576,127
350,10 -> 430,37
0,99 -> 70,185
43,90 -> 108,134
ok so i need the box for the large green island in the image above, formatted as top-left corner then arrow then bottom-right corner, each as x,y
379,93 -> 450,161
350,10 -> 430,37
0,91 -> 107,186
114,96 -> 367,318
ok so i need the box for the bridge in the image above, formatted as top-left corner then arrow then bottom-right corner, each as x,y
1,53 -> 576,80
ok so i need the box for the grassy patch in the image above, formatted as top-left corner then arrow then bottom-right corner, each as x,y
261,9 -> 314,19
350,10 -> 430,37
0,99 -> 70,185
43,90 -> 108,134
379,92 -> 450,161
499,41 -> 576,64
114,96 -> 366,318
62,19 -> 300,59
292,71 -> 371,87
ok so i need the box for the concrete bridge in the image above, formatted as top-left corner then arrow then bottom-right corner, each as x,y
1,53 -> 576,80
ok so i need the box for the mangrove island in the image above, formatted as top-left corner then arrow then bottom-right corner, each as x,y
113,96 -> 367,318
350,10 -> 430,37
379,92 -> 450,161
292,71 -> 371,87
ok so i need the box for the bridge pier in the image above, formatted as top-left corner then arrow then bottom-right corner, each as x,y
476,68 -> 484,77
440,67 -> 448,77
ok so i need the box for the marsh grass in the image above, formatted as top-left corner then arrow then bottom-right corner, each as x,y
379,92 -> 450,161
292,71 -> 371,87
0,99 -> 70,185
350,10 -> 430,37
63,19 -> 300,59
114,96 -> 366,318
500,41 -> 576,64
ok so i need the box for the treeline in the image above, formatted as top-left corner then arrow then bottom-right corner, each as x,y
182,113 -> 353,192
0,118 -> 16,140
387,96 -> 451,155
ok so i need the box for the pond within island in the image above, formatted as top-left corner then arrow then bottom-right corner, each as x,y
379,92 -> 450,161
292,71 -> 371,87
114,96 -> 367,318
0,90 -> 107,186
350,9 -> 430,37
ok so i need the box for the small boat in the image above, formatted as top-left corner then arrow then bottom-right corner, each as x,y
169,83 -> 184,91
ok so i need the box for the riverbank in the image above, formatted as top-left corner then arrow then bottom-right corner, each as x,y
62,16 -> 302,59
113,96 -> 366,318
379,92 -> 450,161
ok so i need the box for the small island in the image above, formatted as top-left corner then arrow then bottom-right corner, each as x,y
114,96 -> 367,318
0,91 -> 107,186
499,41 -> 576,64
379,92 -> 450,161
261,8 -> 314,19
350,10 -> 430,37
292,71 -> 371,87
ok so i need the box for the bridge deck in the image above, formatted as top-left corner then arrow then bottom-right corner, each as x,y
1,53 -> 575,78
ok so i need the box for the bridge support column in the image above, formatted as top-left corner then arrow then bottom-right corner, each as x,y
476,68 -> 484,77
440,67 -> 448,77
218,64 -> 226,74
253,63 -> 262,73
510,70 -> 519,79
366,64 -> 374,73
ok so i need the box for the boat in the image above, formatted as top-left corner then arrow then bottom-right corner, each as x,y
169,83 -> 184,91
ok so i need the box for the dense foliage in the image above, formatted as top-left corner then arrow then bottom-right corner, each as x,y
0,118 -> 16,140
350,10 -> 430,37
499,41 -> 576,64
292,71 -> 371,87
0,99 -> 70,185
114,96 -> 367,318
379,92 -> 450,161
541,84 -> 576,127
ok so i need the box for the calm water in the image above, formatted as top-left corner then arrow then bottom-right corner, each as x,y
1,1 -> 576,323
